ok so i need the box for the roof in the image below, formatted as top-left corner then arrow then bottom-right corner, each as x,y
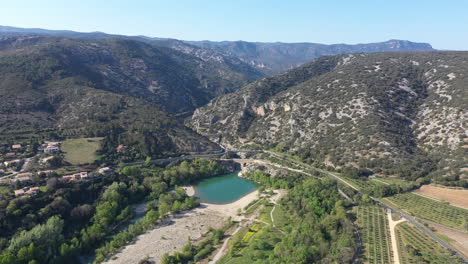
11,144 -> 22,149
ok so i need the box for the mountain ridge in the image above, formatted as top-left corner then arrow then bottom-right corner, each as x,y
190,51 -> 467,185
0,25 -> 436,75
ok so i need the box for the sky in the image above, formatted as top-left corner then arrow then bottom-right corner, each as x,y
1,0 -> 467,50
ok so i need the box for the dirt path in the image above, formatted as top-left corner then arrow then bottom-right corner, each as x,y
270,204 -> 277,227
387,208 -> 406,264
209,226 -> 242,264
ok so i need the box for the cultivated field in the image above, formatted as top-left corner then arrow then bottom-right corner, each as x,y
414,185 -> 468,209
385,193 -> 468,230
61,137 -> 103,164
395,222 -> 465,264
354,206 -> 393,264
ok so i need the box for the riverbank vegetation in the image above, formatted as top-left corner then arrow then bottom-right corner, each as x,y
0,159 -> 227,264
220,172 -> 357,264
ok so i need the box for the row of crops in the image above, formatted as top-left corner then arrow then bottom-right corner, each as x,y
386,193 -> 468,230
395,222 -> 465,264
355,205 -> 393,264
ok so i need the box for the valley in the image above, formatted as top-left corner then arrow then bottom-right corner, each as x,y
0,25 -> 466,264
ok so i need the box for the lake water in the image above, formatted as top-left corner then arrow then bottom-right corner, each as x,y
194,172 -> 258,204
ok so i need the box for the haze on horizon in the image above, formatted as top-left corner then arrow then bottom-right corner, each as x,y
1,0 -> 467,50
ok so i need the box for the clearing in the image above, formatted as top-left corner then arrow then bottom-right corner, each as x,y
61,137 -> 103,164
414,185 -> 468,209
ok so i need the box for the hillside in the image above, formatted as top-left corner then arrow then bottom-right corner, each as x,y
0,35 -> 262,114
188,39 -> 435,74
0,36 -> 232,156
190,52 -> 467,185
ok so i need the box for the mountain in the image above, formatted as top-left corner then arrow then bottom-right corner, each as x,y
0,26 -> 435,75
188,40 -> 435,74
0,35 -> 261,114
0,35 -> 247,156
190,52 -> 467,184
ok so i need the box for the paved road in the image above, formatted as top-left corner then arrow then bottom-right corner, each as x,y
260,151 -> 468,263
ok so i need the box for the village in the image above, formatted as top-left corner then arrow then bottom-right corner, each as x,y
0,140 -> 113,198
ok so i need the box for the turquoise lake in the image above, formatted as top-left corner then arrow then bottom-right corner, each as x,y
194,172 -> 258,204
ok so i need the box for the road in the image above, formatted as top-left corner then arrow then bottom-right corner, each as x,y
258,150 -> 468,263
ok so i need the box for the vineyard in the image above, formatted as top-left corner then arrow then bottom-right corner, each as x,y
386,193 -> 468,230
395,222 -> 465,264
354,206 -> 393,264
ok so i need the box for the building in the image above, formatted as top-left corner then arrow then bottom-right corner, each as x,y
3,159 -> 22,167
11,144 -> 22,149
116,145 -> 126,152
44,146 -> 60,153
37,170 -> 54,176
14,186 -> 40,197
5,152 -> 16,157
42,142 -> 60,153
11,173 -> 33,184
62,171 -> 88,182
98,167 -> 112,175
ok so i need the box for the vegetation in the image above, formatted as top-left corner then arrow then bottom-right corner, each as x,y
221,178 -> 357,264
385,193 -> 468,230
61,137 -> 103,165
396,222 -> 465,264
192,52 -> 468,187
354,206 -> 392,264
161,224 -> 232,264
0,159 -> 227,264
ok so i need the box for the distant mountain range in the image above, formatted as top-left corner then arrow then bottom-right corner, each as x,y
3,25 -> 463,183
0,25 -> 435,75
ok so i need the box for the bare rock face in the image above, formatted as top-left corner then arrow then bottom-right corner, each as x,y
190,52 -> 467,181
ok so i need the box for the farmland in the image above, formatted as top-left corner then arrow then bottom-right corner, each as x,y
61,137 -> 103,164
354,205 -> 393,264
385,193 -> 468,230
414,185 -> 468,209
395,222 -> 465,264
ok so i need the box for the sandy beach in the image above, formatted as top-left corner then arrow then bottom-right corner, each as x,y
104,189 -> 259,264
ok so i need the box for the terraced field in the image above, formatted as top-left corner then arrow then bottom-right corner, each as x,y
355,206 -> 393,264
395,222 -> 465,264
386,193 -> 468,230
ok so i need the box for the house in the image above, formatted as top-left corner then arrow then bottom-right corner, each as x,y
62,171 -> 88,182
116,145 -> 126,152
11,173 -> 33,184
37,170 -> 54,176
42,142 -> 60,153
98,167 -> 112,175
14,186 -> 40,197
44,146 -> 60,153
4,159 -> 22,167
5,152 -> 16,157
11,144 -> 22,149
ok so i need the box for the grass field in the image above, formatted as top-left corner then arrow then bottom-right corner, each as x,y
217,223 -> 282,264
218,200 -> 288,264
385,193 -> 468,230
61,137 -> 103,165
395,222 -> 465,264
355,205 -> 393,264
340,175 -> 385,191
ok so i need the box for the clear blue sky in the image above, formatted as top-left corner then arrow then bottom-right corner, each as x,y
1,0 -> 467,50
